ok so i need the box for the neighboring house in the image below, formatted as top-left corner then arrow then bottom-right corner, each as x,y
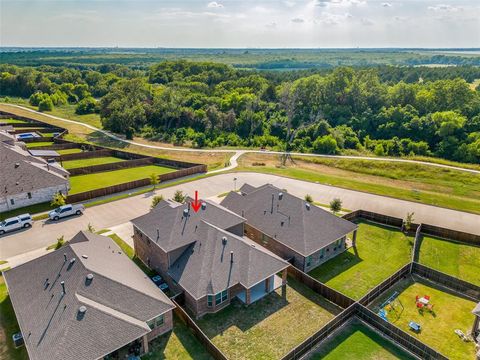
132,199 -> 289,318
220,183 -> 358,273
3,231 -> 175,360
0,130 -> 69,212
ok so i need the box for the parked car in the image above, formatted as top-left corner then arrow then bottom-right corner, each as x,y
0,214 -> 33,235
151,275 -> 163,286
48,204 -> 85,221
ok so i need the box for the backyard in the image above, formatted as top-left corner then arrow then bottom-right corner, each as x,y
309,220 -> 413,300
61,156 -> 124,170
307,321 -> 415,360
25,141 -> 54,148
418,236 -> 480,286
196,277 -> 341,360
0,276 -> 28,360
57,148 -> 83,155
69,164 -> 175,194
370,277 -> 477,360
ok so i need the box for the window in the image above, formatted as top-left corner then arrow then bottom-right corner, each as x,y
319,248 -> 325,259
10,199 -> 14,205
306,256 -> 312,267
207,295 -> 213,307
27,192 -> 32,199
147,314 -> 165,329
209,290 -> 228,307
147,319 -> 155,330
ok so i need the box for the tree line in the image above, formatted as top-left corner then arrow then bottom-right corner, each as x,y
1,61 -> 479,163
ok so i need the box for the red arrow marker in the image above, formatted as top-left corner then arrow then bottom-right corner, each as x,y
191,190 -> 201,213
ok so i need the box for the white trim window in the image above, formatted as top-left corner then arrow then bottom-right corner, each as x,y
147,314 -> 165,329
207,290 -> 228,307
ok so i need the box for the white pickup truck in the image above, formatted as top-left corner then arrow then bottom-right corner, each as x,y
0,214 -> 33,235
48,204 -> 85,221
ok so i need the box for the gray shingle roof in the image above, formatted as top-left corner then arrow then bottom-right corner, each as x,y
168,221 -> 289,299
220,184 -> 358,256
473,302 -> 480,316
131,199 -> 246,252
4,231 -> 174,360
0,139 -> 69,197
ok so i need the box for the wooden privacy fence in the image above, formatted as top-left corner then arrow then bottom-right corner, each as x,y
172,299 -> 228,360
420,223 -> 480,247
412,262 -> 480,301
59,149 -> 112,161
66,179 -> 151,203
29,143 -> 79,151
287,265 -> 355,309
281,305 -> 356,360
19,136 -> 54,143
67,157 -> 156,176
355,304 -> 448,360
158,164 -> 207,181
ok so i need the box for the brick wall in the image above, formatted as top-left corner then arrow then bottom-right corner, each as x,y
187,283 -> 245,318
303,236 -> 347,273
0,183 -> 69,212
146,310 -> 174,342
132,226 -> 170,274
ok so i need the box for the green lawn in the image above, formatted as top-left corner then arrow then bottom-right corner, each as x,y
69,165 -> 175,194
370,277 -> 477,360
196,277 -> 341,360
0,276 -> 28,360
307,321 -> 414,360
143,315 -> 212,360
0,118 -> 29,124
25,141 -> 54,148
309,220 -> 413,300
0,202 -> 53,221
419,236 -> 480,286
57,148 -> 83,155
61,156 -> 124,170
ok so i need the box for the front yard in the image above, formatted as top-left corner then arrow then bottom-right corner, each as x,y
309,220 -> 413,300
306,321 -> 414,360
369,277 -> 477,360
418,235 -> 480,286
196,277 -> 341,360
69,165 -> 175,194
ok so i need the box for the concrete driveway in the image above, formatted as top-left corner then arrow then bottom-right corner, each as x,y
1,172 -> 479,261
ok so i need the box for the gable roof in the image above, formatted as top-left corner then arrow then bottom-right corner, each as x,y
0,138 -> 69,197
131,199 -> 246,252
4,231 -> 174,360
473,302 -> 480,317
168,221 -> 289,299
220,184 -> 358,256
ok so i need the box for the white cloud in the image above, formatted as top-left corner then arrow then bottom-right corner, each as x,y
291,17 -> 305,23
207,1 -> 224,8
361,17 -> 374,26
428,4 -> 461,12
316,0 -> 366,7
266,21 -> 277,28
284,1 -> 296,7
316,12 -> 352,25
382,2 -> 392,7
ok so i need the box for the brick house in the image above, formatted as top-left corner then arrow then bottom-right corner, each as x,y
3,231 -> 174,360
131,199 -> 289,318
0,130 -> 69,212
220,184 -> 358,273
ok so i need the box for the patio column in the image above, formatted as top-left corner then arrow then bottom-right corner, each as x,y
352,229 -> 357,248
265,277 -> 270,293
245,288 -> 251,305
281,268 -> 288,299
472,315 -> 479,341
142,334 -> 149,354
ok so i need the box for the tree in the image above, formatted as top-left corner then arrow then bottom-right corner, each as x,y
313,135 -> 338,154
403,212 -> 415,233
149,173 -> 159,189
51,192 -> 66,207
87,223 -> 95,233
304,194 -> 313,203
75,97 -> 97,114
54,235 -> 65,250
151,195 -> 164,209
330,198 -> 342,214
173,190 -> 186,203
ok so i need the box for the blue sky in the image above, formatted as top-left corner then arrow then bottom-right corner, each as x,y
1,0 -> 479,47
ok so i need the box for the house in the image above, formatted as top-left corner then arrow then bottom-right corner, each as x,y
0,129 -> 69,212
3,231 -> 175,360
131,199 -> 289,318
220,183 -> 358,272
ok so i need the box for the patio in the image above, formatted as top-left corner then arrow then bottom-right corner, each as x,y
236,274 -> 283,304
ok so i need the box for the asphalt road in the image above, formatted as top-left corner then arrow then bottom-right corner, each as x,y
1,172 -> 479,261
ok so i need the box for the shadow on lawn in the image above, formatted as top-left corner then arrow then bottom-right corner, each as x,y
309,250 -> 363,284
199,290 -> 289,337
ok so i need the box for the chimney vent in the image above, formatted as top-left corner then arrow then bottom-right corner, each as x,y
222,236 -> 227,245
86,274 -> 94,285
201,202 -> 206,210
14,162 -> 20,168
63,253 -> 67,262
306,203 -> 311,210
61,281 -> 66,295
70,258 -> 76,265
183,208 -> 189,217
278,192 -> 283,200
230,251 -> 234,263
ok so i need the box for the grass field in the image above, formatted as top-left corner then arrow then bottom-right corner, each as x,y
196,277 -> 341,360
61,156 -> 124,170
56,148 -> 83,155
25,141 -> 54,148
307,321 -> 414,360
309,220 -> 413,300
237,153 -> 480,215
370,277 -> 477,360
0,118 -> 29,124
418,236 -> 480,286
0,276 -> 28,360
143,314 -> 212,360
69,165 -> 175,194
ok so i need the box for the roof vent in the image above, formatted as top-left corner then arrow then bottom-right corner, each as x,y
70,258 -> 76,264
61,281 -> 66,295
306,203 -> 311,210
281,221 -> 284,226
64,253 -> 67,262
81,254 -> 88,259
77,306 -> 87,320
278,192 -> 283,200
14,162 -> 20,168
222,236 -> 227,245
201,202 -> 207,210
230,251 -> 234,263
183,208 -> 189,217
86,273 -> 94,282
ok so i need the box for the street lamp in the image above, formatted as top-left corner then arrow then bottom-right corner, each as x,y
233,177 -> 237,191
